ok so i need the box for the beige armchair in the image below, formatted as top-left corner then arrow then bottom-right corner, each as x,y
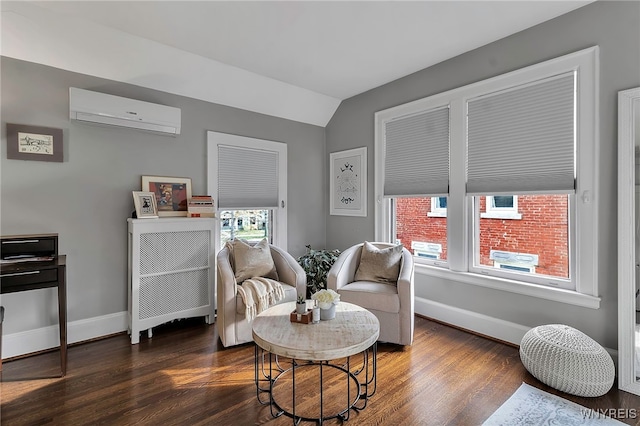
327,242 -> 414,345
216,242 -> 306,347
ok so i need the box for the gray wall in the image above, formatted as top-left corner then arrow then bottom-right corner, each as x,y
0,57 -> 326,334
325,1 -> 640,349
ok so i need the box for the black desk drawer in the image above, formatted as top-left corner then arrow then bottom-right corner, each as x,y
1,236 -> 57,259
1,268 -> 58,290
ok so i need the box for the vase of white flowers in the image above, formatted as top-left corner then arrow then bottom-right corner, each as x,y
311,289 -> 340,320
320,304 -> 336,320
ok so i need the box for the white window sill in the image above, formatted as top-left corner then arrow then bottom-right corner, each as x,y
480,211 -> 522,220
414,262 -> 600,309
427,211 -> 447,218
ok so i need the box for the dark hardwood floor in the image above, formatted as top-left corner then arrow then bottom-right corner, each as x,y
1,316 -> 639,425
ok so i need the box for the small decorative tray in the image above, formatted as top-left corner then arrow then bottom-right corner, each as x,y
290,310 -> 312,324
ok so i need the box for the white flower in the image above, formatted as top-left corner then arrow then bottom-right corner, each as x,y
311,289 -> 340,310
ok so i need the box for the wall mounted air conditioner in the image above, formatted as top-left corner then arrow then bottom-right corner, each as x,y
69,87 -> 181,135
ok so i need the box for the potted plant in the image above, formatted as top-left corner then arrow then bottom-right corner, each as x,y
297,245 -> 341,297
296,294 -> 307,314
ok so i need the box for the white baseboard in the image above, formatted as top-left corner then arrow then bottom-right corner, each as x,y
415,296 -> 618,370
2,311 -> 128,359
415,296 -> 530,345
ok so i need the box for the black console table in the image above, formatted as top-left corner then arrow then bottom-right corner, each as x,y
0,234 -> 67,376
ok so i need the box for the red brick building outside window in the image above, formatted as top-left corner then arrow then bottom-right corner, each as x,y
395,195 -> 569,278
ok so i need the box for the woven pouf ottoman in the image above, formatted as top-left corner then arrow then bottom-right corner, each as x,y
519,324 -> 614,397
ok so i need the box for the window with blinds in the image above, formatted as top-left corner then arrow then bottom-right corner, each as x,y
374,46 -> 599,301
467,74 -> 576,287
207,131 -> 288,251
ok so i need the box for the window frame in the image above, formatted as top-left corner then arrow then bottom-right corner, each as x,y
481,195 -> 522,220
207,131 -> 287,254
427,196 -> 448,217
394,196 -> 449,266
470,195 -> 573,289
374,46 -> 600,308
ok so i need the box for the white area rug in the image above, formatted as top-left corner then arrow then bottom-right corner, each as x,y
483,383 -> 625,425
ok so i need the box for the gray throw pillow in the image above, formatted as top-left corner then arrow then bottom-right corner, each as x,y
228,238 -> 278,283
354,241 -> 403,284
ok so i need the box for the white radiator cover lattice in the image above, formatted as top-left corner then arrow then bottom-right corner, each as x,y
140,231 -> 209,274
139,270 -> 209,319
127,218 -> 215,344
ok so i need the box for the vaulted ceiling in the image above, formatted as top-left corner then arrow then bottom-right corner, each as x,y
1,1 -> 593,126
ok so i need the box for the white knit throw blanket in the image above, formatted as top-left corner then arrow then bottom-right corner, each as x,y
237,277 -> 285,322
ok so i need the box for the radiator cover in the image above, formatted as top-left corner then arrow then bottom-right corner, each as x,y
127,218 -> 215,344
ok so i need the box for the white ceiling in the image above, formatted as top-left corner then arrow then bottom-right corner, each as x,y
2,1 -> 593,126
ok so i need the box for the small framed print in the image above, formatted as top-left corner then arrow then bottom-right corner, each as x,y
142,175 -> 192,217
132,191 -> 158,218
330,147 -> 367,217
6,123 -> 63,162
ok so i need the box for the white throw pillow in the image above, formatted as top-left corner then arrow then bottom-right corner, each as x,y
354,241 -> 403,284
228,238 -> 278,283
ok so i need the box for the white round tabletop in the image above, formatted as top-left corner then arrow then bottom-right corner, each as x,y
252,301 -> 380,361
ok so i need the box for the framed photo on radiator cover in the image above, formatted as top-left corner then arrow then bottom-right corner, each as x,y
142,175 -> 192,217
132,191 -> 158,218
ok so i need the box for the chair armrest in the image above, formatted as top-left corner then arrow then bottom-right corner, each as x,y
216,245 -> 239,347
216,246 -> 237,302
396,248 -> 415,301
397,247 -> 415,345
327,244 -> 363,291
270,245 -> 307,297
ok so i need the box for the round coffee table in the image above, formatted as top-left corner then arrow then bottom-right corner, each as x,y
252,301 -> 379,424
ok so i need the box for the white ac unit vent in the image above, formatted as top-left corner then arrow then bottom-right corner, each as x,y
69,87 -> 181,135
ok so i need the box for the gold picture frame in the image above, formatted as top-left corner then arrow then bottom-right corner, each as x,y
141,176 -> 192,217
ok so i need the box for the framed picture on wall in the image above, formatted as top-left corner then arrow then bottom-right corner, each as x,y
6,123 -> 63,162
142,175 -> 192,217
132,191 -> 158,218
330,147 -> 367,217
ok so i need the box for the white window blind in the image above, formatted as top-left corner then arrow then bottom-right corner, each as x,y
466,72 -> 576,195
217,145 -> 279,208
384,106 -> 450,197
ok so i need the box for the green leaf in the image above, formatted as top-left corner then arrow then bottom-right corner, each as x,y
297,246 -> 341,298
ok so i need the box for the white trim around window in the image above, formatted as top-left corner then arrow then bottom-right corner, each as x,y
481,196 -> 522,219
374,47 -> 600,308
427,196 -> 448,217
